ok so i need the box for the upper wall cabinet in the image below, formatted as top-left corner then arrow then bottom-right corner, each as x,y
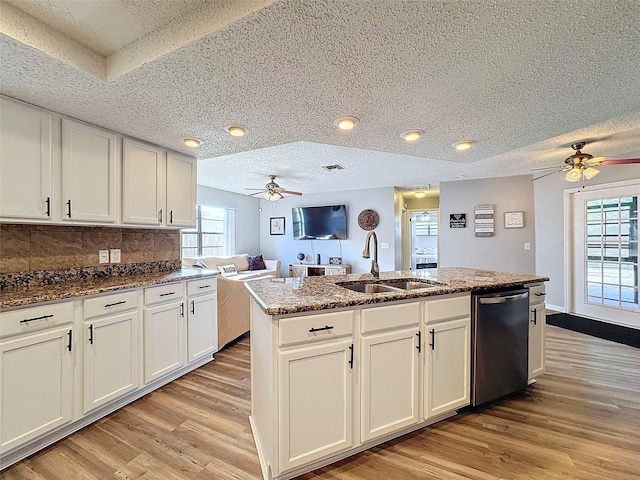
62,119 -> 118,223
0,98 -> 53,220
166,152 -> 196,228
122,138 -> 165,225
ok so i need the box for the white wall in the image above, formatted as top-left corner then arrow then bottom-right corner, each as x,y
533,165 -> 640,311
259,187 -> 396,277
439,175 -> 536,274
197,185 -> 261,255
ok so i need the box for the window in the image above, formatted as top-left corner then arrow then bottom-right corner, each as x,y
182,205 -> 236,257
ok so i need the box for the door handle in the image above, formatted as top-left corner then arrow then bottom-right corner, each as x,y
169,210 -> 173,224
180,302 -> 184,318
45,197 -> 50,217
348,344 -> 354,369
190,300 -> 195,315
416,330 -> 422,353
158,209 -> 163,223
88,324 -> 94,344
429,328 -> 435,350
67,329 -> 73,352
531,308 -> 537,325
66,199 -> 72,217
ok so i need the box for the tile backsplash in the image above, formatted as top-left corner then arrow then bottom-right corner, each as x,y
0,224 -> 181,273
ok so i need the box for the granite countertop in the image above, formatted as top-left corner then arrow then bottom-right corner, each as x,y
244,267 -> 549,316
0,269 -> 219,309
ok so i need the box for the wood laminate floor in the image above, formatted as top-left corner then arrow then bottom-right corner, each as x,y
3,326 -> 639,479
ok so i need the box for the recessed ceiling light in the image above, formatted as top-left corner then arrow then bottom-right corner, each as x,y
402,130 -> 423,142
453,140 -> 475,151
335,116 -> 359,130
227,125 -> 246,137
183,138 -> 201,148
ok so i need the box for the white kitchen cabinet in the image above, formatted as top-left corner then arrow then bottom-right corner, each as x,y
528,284 -> 546,380
0,300 -> 74,454
360,303 -> 420,442
165,151 -> 196,227
122,138 -> 165,225
423,294 -> 471,419
186,278 -> 218,363
143,283 -> 186,384
278,338 -> 354,472
83,291 -> 140,414
61,118 -> 118,223
0,98 -> 53,220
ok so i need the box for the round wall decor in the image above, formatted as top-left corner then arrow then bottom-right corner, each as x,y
358,209 -> 379,230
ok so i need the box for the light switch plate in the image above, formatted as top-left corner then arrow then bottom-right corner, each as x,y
110,248 -> 121,263
99,250 -> 109,264
524,243 -> 531,251
380,242 -> 390,249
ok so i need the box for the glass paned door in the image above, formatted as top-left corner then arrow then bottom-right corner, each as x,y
410,210 -> 438,270
572,184 -> 639,327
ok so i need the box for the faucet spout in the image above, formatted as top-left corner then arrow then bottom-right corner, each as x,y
362,231 -> 379,277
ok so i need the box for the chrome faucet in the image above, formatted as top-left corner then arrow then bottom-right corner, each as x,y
362,231 -> 379,277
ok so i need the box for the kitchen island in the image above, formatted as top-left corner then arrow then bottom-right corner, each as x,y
245,268 -> 548,480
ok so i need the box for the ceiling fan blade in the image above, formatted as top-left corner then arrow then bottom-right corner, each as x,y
245,188 -> 267,191
599,158 -> 640,165
531,165 -> 564,171
531,168 -> 563,181
280,190 -> 303,196
247,191 -> 267,196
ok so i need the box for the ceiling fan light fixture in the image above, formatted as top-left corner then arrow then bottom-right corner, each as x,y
564,168 -> 582,182
335,116 -> 359,130
183,137 -> 201,148
453,140 -> 475,151
402,130 -> 423,142
226,125 -> 246,137
583,166 -> 600,180
264,191 -> 281,201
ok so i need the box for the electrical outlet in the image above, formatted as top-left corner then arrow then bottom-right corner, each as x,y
110,248 -> 121,263
99,250 -> 109,264
524,243 -> 531,251
380,242 -> 390,249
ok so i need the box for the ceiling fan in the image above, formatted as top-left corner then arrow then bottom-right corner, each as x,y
245,175 -> 303,201
532,142 -> 640,184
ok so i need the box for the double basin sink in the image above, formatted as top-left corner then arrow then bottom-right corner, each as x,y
337,279 -> 444,294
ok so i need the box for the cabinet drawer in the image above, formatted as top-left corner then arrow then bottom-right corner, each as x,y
144,282 -> 185,306
187,277 -> 217,296
361,302 -> 420,334
424,293 -> 470,324
0,302 -> 73,339
84,290 -> 138,319
279,310 -> 354,347
528,284 -> 546,304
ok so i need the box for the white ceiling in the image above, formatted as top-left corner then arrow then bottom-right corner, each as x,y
1,0 -> 639,196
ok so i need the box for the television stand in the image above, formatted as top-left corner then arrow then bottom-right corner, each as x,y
289,264 -> 352,277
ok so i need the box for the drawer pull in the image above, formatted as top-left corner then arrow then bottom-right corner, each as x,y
535,292 -> 547,297
20,314 -> 54,324
104,300 -> 126,308
159,292 -> 176,297
198,285 -> 212,289
309,325 -> 333,333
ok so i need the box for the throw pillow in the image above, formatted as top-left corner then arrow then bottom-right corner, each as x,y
247,254 -> 267,271
218,264 -> 238,276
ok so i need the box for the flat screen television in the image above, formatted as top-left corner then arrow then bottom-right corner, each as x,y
292,205 -> 347,240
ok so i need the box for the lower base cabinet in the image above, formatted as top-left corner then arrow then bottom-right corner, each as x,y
1,325 -> 74,453
528,283 -> 546,380
143,301 -> 185,384
83,310 -> 139,414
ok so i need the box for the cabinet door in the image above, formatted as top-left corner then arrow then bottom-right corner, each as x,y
143,301 -> 185,384
61,118 -> 117,223
0,99 -> 52,220
165,151 -> 196,227
361,327 -> 420,442
122,138 -> 165,225
424,317 -> 471,419
0,326 -> 73,453
290,265 -> 306,277
529,302 -> 546,380
83,311 -> 139,414
187,294 -> 217,362
278,339 -> 354,472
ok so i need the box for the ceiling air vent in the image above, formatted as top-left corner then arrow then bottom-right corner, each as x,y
322,164 -> 345,171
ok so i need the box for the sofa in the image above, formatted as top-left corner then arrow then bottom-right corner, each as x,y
182,254 -> 281,350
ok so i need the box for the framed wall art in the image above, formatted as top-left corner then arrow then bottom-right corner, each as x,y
504,211 -> 524,229
270,217 -> 285,235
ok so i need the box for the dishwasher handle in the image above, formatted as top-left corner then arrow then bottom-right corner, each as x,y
478,292 -> 529,304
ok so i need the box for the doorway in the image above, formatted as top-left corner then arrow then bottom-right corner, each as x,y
410,210 -> 438,270
570,181 -> 639,327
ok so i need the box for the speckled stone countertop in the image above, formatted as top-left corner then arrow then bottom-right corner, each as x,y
0,269 -> 219,309
245,267 -> 548,316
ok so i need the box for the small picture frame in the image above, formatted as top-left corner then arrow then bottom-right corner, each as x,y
270,217 -> 285,235
504,211 -> 524,229
328,256 -> 343,265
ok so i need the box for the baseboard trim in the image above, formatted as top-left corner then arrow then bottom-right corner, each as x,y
545,303 -> 565,313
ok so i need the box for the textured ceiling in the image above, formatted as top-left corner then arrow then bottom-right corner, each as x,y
1,0 -> 639,196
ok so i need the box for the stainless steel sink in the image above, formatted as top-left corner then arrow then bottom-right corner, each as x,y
384,281 -> 440,290
340,283 -> 402,293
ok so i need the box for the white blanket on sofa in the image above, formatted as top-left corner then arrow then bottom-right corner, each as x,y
182,254 -> 280,280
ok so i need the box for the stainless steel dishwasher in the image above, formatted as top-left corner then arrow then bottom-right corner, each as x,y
471,288 -> 530,406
